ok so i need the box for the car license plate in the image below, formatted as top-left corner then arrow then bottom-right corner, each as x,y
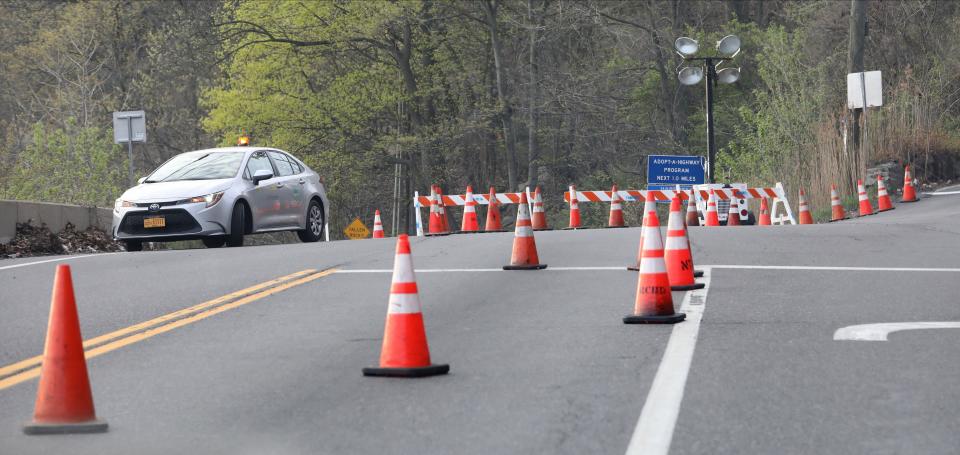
143,217 -> 166,228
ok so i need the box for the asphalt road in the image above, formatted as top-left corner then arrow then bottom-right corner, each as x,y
0,190 -> 958,454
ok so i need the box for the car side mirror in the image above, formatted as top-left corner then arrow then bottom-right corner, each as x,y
137,177 -> 147,184
252,169 -> 274,185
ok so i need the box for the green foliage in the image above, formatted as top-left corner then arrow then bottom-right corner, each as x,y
1,120 -> 127,207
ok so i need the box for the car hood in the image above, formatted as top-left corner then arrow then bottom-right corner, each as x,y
121,179 -> 233,202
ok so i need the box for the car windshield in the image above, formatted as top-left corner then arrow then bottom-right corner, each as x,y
145,151 -> 245,182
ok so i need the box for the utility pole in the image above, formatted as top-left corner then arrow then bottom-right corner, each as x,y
846,0 -> 867,189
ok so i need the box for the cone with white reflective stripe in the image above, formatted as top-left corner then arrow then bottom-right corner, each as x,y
607,184 -> 626,228
531,186 -> 550,230
830,184 -> 847,222
565,185 -> 582,229
624,193 -> 685,324
685,192 -> 700,226
363,234 -> 449,378
626,192 -> 657,271
857,179 -> 875,216
726,197 -> 741,226
372,210 -> 385,238
798,189 -> 813,224
705,189 -> 720,226
758,198 -> 772,225
503,192 -> 547,270
426,186 -> 449,236
665,196 -> 704,291
901,165 -> 918,202
459,185 -> 480,232
877,176 -> 894,212
484,187 -> 506,232
438,186 -> 453,232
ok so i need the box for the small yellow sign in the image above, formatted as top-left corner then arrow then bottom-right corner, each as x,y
343,217 -> 370,240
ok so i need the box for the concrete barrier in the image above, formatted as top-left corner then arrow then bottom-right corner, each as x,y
0,200 -> 112,244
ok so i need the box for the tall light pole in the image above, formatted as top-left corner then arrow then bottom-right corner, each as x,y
675,35 -> 742,183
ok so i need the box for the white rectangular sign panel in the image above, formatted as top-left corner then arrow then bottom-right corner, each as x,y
847,71 -> 882,109
113,110 -> 147,143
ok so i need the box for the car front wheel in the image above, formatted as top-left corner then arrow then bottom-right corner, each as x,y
297,200 -> 324,242
227,202 -> 246,247
202,236 -> 226,248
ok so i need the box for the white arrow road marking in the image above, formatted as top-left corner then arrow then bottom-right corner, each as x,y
834,322 -> 960,341
625,267 -> 711,455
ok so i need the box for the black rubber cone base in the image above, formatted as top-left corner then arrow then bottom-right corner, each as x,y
606,225 -> 628,228
483,229 -> 508,233
899,199 -> 918,203
879,207 -> 895,212
503,263 -> 548,270
23,419 -> 108,435
671,282 -> 705,291
829,217 -> 850,222
424,232 -> 451,237
363,363 -> 449,378
623,313 -> 686,324
533,228 -> 553,231
453,230 -> 482,234
694,270 -> 704,278
627,266 -> 639,271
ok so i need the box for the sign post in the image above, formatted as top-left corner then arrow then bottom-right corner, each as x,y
647,155 -> 706,202
113,110 -> 147,187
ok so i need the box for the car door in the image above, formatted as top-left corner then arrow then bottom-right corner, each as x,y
242,151 -> 284,230
266,151 -> 302,227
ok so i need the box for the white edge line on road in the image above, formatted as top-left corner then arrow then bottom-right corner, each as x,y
335,266 -> 626,273
625,267 -> 711,455
706,264 -> 960,273
834,322 -> 960,341
0,253 -> 118,272
924,190 -> 960,195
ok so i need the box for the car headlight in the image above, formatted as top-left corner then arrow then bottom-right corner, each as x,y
186,191 -> 225,208
115,199 -> 136,210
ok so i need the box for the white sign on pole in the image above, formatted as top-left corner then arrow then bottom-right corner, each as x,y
847,71 -> 882,109
113,110 -> 147,143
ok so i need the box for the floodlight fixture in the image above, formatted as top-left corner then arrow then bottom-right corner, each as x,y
678,67 -> 704,86
674,37 -> 699,57
716,67 -> 741,84
716,35 -> 741,57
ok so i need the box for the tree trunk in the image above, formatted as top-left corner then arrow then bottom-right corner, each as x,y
483,0 -> 519,191
846,0 -> 867,191
525,0 -> 544,189
646,0 -> 679,145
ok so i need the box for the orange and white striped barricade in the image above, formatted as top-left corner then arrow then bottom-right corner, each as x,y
414,189 -> 527,237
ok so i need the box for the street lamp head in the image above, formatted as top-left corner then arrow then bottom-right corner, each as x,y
717,67 -> 741,84
678,66 -> 704,85
716,35 -> 741,57
674,37 -> 699,57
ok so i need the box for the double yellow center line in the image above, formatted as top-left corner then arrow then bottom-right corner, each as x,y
0,267 -> 338,391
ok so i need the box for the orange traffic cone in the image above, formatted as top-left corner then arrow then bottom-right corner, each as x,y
726,197 -> 741,226
901,165 -> 918,202
798,189 -> 813,224
665,196 -> 704,291
830,184 -> 847,222
372,210 -> 385,238
531,186 -> 549,230
438,186 -> 453,233
705,189 -> 720,226
484,187 -> 506,232
857,179 -> 874,216
566,185 -> 582,229
758,198 -> 772,225
503,192 -> 547,270
607,184 -> 626,228
624,194 -> 686,325
877,176 -> 894,212
363,235 -> 449,378
23,265 -> 107,434
460,185 -> 480,232
627,191 -> 657,271
426,187 -> 449,236
685,192 -> 700,227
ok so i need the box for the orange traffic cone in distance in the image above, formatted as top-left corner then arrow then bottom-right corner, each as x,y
503,192 -> 547,270
23,265 -> 107,435
426,187 -> 449,236
726,197 -> 741,226
857,179 -> 874,216
363,235 -> 449,378
758,198 -> 771,225
607,184 -> 626,228
798,189 -> 814,224
627,192 -> 657,271
664,196 -> 704,291
901,165 -> 918,202
372,210 -> 385,238
624,202 -> 685,324
705,190 -> 720,226
877,176 -> 894,212
566,185 -> 582,229
531,186 -> 549,230
460,185 -> 480,232
484,187 -> 505,232
685,192 -> 700,227
438,187 -> 454,233
830,184 -> 847,222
